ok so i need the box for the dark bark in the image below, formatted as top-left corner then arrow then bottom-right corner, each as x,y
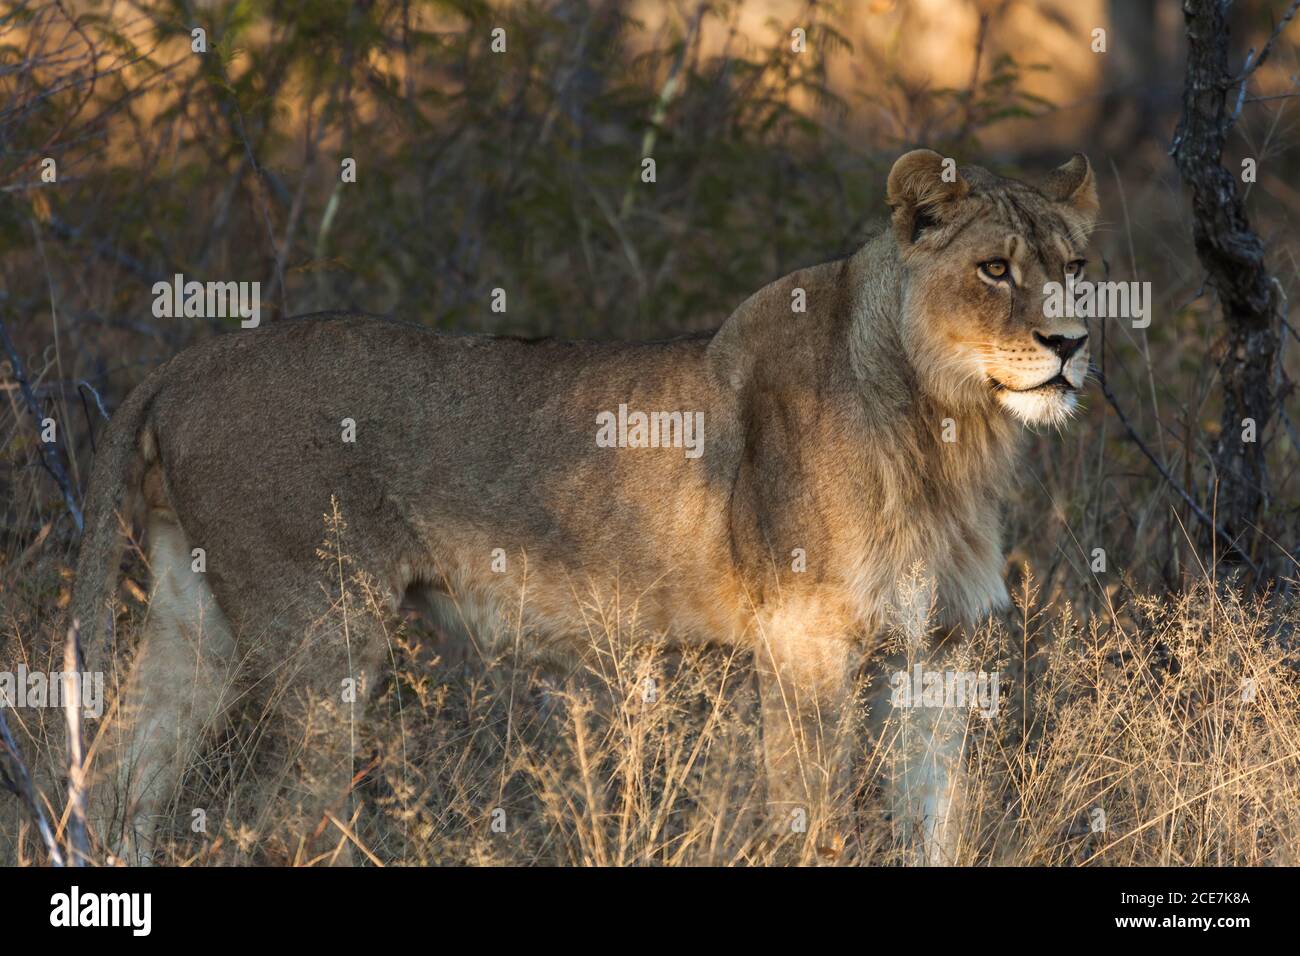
1170,0 -> 1285,572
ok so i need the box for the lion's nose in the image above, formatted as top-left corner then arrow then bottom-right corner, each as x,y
1034,331 -> 1088,361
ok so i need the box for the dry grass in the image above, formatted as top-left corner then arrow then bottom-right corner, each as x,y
3,529 -> 1299,865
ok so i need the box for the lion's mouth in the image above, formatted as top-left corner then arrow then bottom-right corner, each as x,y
990,373 -> 1076,394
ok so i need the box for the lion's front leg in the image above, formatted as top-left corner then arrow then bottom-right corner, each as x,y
753,615 -> 859,849
870,642 -> 975,866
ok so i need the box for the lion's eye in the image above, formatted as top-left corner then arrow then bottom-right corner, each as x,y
1064,258 -> 1087,278
979,259 -> 1010,281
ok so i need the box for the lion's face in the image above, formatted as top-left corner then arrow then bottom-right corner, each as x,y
886,150 -> 1099,427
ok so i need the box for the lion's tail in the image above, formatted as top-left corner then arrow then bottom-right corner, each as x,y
70,364 -> 169,669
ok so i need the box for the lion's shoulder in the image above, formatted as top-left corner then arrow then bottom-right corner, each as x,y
706,257 -> 853,390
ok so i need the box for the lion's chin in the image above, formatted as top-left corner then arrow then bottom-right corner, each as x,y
995,387 -> 1079,427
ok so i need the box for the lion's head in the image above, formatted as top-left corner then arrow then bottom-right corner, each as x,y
885,148 -> 1099,427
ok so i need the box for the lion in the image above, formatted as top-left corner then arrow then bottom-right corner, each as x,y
71,148 -> 1096,863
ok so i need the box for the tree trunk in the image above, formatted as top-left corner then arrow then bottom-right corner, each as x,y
1170,0 -> 1281,572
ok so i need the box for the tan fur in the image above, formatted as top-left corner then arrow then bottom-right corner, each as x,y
72,149 -> 1097,862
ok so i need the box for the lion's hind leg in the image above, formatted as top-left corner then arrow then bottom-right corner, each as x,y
234,569 -> 391,865
97,513 -> 240,864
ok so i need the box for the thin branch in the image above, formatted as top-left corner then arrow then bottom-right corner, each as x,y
0,706 -> 65,866
1094,366 -> 1261,578
63,622 -> 91,866
1236,0 -> 1300,82
0,316 -> 84,532
619,2 -> 705,221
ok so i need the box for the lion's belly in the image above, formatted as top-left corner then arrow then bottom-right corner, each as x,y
396,525 -> 749,663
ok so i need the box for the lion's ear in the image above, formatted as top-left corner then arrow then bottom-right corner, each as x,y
886,148 -> 968,245
1042,153 -> 1098,220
